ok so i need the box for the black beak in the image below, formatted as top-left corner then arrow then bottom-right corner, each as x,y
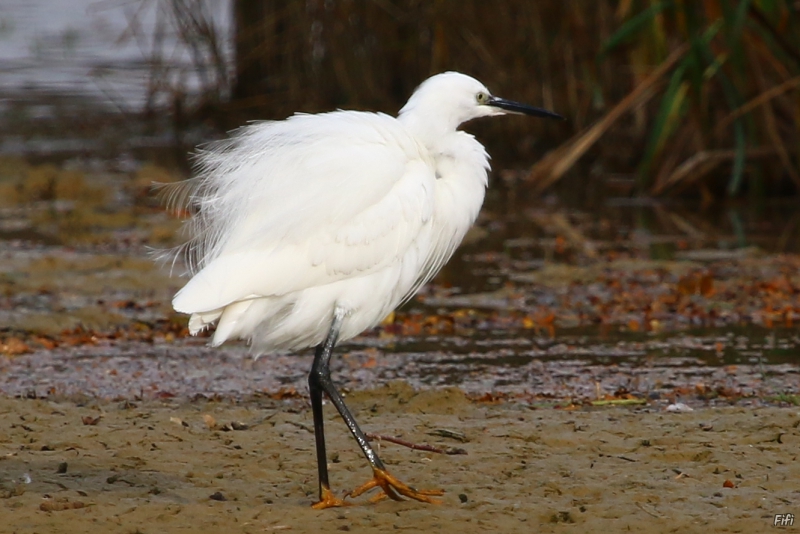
488,96 -> 565,120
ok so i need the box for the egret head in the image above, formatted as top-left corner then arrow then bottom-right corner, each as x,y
398,72 -> 563,134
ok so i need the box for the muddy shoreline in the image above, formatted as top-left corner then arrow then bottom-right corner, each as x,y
1,385 -> 798,533
2,158 -> 799,532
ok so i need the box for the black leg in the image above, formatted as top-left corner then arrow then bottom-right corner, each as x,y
308,311 -> 402,503
309,342 -> 332,493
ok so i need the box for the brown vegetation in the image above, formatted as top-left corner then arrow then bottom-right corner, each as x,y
129,1 -> 800,198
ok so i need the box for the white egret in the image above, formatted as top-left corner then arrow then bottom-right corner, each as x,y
166,71 -> 563,508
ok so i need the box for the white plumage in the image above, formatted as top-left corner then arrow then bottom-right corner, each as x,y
167,72 -> 559,353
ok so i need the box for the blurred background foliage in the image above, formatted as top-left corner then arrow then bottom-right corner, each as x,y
151,0 -> 800,200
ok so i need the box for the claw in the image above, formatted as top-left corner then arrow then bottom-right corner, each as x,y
311,485 -> 351,509
348,467 -> 443,504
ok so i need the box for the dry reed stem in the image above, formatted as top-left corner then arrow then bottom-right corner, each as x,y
653,146 -> 778,194
526,43 -> 689,193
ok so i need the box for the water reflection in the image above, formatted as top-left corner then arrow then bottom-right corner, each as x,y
0,0 -> 231,107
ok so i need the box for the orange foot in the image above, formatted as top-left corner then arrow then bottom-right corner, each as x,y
311,485 -> 351,510
348,467 -> 444,504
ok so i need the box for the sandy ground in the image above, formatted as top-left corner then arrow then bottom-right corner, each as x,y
1,384 -> 798,533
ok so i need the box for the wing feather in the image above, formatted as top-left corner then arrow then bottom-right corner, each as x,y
171,112 -> 436,314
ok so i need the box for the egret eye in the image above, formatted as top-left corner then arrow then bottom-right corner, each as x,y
476,92 -> 490,105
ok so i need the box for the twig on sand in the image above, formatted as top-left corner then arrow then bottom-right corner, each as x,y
365,433 -> 467,455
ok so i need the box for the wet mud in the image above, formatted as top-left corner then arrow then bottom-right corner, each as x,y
2,159 -> 800,532
1,385 -> 798,533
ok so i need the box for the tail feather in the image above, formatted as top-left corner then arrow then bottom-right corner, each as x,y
186,296 -> 298,351
188,310 -> 222,335
211,300 -> 255,346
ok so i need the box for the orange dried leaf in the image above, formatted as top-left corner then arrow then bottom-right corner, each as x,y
677,274 -> 698,296
1,338 -> 31,356
33,336 -> 57,350
471,392 -> 507,404
537,313 -> 555,325
81,415 -> 101,426
269,387 -> 301,400
555,235 -> 566,253
202,414 -> 217,429
699,274 -> 714,296
40,500 -> 86,512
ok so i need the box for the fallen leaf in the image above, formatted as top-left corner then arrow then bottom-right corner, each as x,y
268,387 -> 301,400
1,338 -> 31,356
81,415 -> 101,426
40,499 -> 86,511
202,414 -> 217,429
699,273 -> 714,296
32,336 -> 57,350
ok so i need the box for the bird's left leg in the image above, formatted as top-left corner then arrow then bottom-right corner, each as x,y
308,312 -> 349,509
308,310 -> 442,508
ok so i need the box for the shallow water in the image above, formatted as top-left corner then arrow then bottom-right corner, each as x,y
0,0 -> 232,108
0,7 -> 798,403
1,155 -> 799,402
